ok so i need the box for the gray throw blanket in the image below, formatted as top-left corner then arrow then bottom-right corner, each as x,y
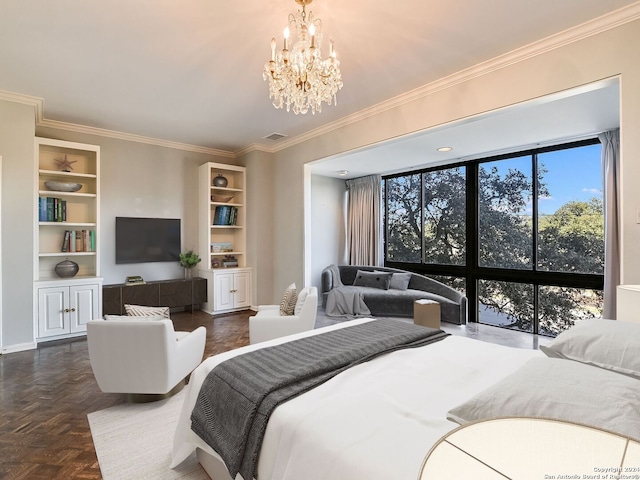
325,285 -> 371,318
190,319 -> 449,480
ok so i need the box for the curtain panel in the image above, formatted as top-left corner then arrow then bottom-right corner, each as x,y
599,129 -> 620,319
346,175 -> 383,266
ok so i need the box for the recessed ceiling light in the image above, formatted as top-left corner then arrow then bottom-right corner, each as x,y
337,170 -> 349,176
437,146 -> 453,152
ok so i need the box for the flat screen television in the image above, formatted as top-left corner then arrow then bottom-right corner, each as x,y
115,217 -> 181,264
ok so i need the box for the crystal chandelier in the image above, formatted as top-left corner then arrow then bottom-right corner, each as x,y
263,0 -> 343,115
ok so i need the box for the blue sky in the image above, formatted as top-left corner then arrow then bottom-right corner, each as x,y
488,143 -> 602,215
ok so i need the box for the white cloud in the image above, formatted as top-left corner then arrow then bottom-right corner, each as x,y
582,188 -> 602,195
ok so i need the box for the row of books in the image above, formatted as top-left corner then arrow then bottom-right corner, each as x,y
213,205 -> 239,226
61,230 -> 96,252
39,197 -> 67,222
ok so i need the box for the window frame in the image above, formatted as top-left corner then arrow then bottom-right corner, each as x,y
383,138 -> 604,334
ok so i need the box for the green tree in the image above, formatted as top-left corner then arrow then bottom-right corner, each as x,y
423,168 -> 466,265
386,174 -> 421,262
538,198 -> 604,274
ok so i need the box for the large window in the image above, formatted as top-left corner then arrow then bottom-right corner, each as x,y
384,140 -> 604,336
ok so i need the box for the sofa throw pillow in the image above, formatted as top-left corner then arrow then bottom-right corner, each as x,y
353,270 -> 392,290
294,288 -> 308,316
389,272 -> 412,290
540,318 -> 640,379
279,283 -> 298,316
124,304 -> 170,318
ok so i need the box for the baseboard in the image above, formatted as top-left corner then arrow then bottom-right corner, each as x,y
2,341 -> 37,354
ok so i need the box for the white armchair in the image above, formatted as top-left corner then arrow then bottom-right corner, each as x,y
87,318 -> 206,400
249,286 -> 318,344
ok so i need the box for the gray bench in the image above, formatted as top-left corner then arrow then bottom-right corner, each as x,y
321,265 -> 467,325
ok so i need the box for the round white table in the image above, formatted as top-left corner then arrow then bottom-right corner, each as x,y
419,418 -> 639,480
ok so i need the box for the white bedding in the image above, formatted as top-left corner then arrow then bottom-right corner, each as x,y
171,318 -> 542,480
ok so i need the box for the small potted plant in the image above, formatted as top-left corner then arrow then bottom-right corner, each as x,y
179,250 -> 201,278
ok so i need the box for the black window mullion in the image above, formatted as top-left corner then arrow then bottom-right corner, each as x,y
467,164 -> 478,323
532,154 -> 539,334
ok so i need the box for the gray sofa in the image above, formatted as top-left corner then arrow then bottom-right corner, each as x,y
321,265 -> 467,325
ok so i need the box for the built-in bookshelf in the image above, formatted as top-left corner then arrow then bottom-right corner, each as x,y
35,138 -> 101,280
198,162 -> 251,313
34,137 -> 102,341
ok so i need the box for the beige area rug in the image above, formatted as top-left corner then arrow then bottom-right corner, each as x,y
88,390 -> 208,479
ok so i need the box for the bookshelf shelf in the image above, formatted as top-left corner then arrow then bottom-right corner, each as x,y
199,162 -> 251,314
39,222 -> 97,227
39,252 -> 97,257
38,190 -> 97,198
39,169 -> 97,179
211,186 -> 243,192
34,137 -> 102,342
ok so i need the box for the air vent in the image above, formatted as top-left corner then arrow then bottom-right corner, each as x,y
264,132 -> 287,141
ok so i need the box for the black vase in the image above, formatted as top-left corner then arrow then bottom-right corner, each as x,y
213,174 -> 228,187
55,259 -> 79,278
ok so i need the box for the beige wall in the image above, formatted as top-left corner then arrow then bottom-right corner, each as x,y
36,127 -> 235,285
240,149 -> 275,305
267,19 -> 640,296
0,100 -> 36,349
0,122 -> 234,350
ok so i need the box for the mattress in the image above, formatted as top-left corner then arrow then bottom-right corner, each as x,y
171,318 -> 542,480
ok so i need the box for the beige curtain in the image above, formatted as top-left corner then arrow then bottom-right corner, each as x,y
346,175 -> 383,266
599,129 -> 620,319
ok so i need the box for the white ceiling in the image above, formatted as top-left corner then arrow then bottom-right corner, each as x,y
0,0 -> 633,168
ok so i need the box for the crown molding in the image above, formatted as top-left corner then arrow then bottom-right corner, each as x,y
0,90 -> 43,115
234,143 -> 277,157
0,89 -> 234,157
257,1 -> 640,154
36,117 -> 235,157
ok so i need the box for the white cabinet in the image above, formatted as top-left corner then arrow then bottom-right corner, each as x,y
200,268 -> 251,313
34,137 -> 102,342
36,280 -> 102,339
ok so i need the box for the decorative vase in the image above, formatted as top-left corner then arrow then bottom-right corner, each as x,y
55,259 -> 79,278
184,267 -> 193,279
212,174 -> 228,187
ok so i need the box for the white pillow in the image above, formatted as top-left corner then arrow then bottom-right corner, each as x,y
540,318 -> 640,379
294,288 -> 308,316
124,304 -> 170,318
447,357 -> 640,441
103,314 -> 165,322
279,283 -> 297,316
390,272 -> 412,290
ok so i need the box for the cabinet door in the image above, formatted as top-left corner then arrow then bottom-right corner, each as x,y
69,284 -> 100,333
214,273 -> 235,311
38,286 -> 68,338
233,271 -> 251,308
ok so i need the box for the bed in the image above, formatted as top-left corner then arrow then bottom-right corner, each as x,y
171,317 -> 640,480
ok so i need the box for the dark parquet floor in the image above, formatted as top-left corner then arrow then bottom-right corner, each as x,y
0,309 -> 251,480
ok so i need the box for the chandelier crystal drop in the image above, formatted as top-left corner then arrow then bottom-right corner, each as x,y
263,0 -> 343,115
